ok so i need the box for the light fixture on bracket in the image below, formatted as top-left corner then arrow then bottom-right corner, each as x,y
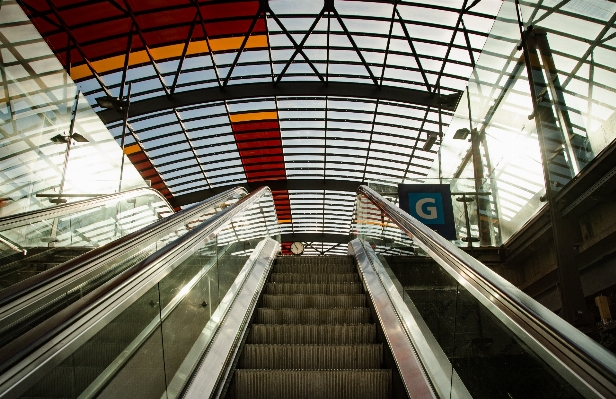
423,132 -> 438,151
50,132 -> 89,144
453,128 -> 471,140
48,131 -> 90,205
96,96 -> 129,112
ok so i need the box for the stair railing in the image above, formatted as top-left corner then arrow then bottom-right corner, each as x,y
0,187 -> 173,232
0,186 -> 277,399
0,187 -> 247,348
357,185 -> 616,398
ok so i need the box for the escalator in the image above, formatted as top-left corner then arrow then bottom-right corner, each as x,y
0,248 -> 91,290
229,255 -> 392,399
0,186 -> 615,399
0,188 -> 174,290
0,187 -> 246,350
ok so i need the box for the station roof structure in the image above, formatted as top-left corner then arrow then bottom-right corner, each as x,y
19,0 -> 502,253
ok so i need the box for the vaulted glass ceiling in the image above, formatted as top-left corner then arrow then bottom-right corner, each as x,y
18,0 -> 503,253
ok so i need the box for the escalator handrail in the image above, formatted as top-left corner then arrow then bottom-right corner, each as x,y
0,187 -> 247,310
0,186 -> 271,383
0,187 -> 173,231
357,185 -> 616,395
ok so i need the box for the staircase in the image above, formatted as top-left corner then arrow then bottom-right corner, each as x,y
229,255 -> 392,399
0,247 -> 92,291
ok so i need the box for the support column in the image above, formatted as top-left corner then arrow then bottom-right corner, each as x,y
521,27 -> 590,325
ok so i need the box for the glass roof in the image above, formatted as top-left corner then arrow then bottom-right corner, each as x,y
18,0 -> 503,246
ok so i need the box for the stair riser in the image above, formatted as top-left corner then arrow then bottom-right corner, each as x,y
234,370 -> 391,399
239,345 -> 383,369
273,264 -> 356,274
255,308 -> 370,324
247,324 -> 376,345
275,256 -> 354,266
265,283 -> 363,295
262,294 -> 366,309
270,273 -> 359,283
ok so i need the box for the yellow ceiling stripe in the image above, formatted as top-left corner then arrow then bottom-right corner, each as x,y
123,143 -> 141,155
70,35 -> 268,81
229,111 -> 278,123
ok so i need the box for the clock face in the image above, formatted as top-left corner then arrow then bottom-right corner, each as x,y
290,241 -> 304,255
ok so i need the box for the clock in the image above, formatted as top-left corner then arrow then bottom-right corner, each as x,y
290,241 -> 304,255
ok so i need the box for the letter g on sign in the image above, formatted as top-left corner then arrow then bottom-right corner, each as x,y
416,198 -> 437,219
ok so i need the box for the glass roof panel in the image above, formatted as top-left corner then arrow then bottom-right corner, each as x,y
18,0 -> 507,239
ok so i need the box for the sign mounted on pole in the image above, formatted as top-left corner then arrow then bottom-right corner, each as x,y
398,184 -> 457,240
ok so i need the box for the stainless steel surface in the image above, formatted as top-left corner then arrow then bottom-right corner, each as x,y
0,187 -> 247,332
231,254 -> 393,399
0,236 -> 24,255
0,187 -> 173,232
350,239 -> 438,399
358,185 -> 616,398
79,248 -> 222,399
0,186 -> 271,399
179,238 -> 279,399
352,239 -> 472,399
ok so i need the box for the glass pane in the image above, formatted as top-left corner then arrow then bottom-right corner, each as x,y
15,189 -> 280,399
0,191 -> 171,290
354,192 -> 589,398
0,192 -> 231,348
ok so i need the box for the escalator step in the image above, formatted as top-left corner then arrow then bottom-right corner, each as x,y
238,344 -> 382,369
247,324 -> 376,344
255,308 -> 371,324
273,263 -> 355,275
265,283 -> 362,295
234,369 -> 391,399
275,256 -> 354,267
262,294 -> 366,309
72,342 -> 131,366
270,273 -> 359,283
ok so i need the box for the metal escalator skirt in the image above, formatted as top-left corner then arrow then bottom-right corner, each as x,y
0,187 -> 247,332
357,184 -> 616,398
0,187 -> 272,399
0,188 -> 173,232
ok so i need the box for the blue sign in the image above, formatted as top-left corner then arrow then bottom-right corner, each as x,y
398,184 -> 457,240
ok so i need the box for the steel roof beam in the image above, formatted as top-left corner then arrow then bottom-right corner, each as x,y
169,179 -> 365,207
280,234 -> 350,244
98,81 -> 460,124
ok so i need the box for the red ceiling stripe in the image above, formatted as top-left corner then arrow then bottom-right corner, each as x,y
242,156 -> 284,165
229,111 -> 291,224
21,0 -> 266,69
271,189 -> 292,224
231,120 -> 279,132
234,131 -> 281,141
280,242 -> 292,255
126,147 -> 174,201
236,139 -> 282,150
238,150 -> 282,160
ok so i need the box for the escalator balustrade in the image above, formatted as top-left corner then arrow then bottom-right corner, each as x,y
228,255 -> 393,399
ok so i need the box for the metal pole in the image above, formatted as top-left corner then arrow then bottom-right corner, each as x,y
462,194 -> 472,248
57,91 -> 80,198
520,23 -> 589,325
118,82 -> 132,193
466,90 -> 491,245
